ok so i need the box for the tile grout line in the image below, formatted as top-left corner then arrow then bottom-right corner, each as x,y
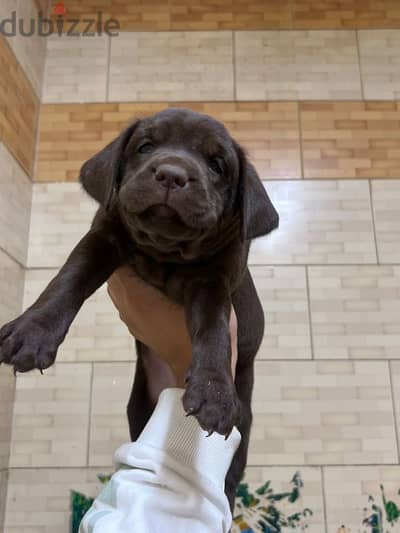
388,360 -> 400,463
305,266 -> 315,360
355,30 -> 365,100
86,362 -> 94,467
288,0 -> 294,28
27,262 -> 400,271
0,245 -> 26,271
38,98 -> 400,105
297,101 -> 305,179
106,35 -> 112,102
50,357 -> 400,365
232,31 -> 237,101
368,179 -> 380,265
35,177 -> 400,185
47,27 -> 400,34
321,466 -> 329,533
7,462 -> 400,471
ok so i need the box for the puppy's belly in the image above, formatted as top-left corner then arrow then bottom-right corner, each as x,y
141,347 -> 178,404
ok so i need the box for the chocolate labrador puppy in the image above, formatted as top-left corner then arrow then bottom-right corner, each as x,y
0,108 -> 278,508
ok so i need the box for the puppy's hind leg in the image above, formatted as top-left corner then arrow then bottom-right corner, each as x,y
127,341 -> 177,441
224,362 -> 254,513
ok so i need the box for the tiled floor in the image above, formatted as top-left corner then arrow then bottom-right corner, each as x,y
250,361 -> 397,466
234,466 -> 326,533
372,180 -> 400,263
23,269 -> 135,363
89,363 -> 135,466
251,266 -> 312,359
0,144 -> 32,265
4,468 -> 105,533
391,362 -> 400,449
359,30 -> 400,99
250,180 -> 377,264
0,366 -> 15,471
309,266 -> 400,359
324,466 -> 400,533
27,183 -> 97,268
10,364 -> 92,468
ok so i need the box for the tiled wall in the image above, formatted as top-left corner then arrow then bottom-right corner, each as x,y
0,0 -> 46,527
2,1 -> 400,532
51,0 -> 400,30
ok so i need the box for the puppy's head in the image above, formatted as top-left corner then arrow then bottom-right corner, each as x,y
80,108 -> 278,256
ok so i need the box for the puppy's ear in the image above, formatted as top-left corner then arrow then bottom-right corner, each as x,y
236,145 -> 279,241
80,121 -> 139,209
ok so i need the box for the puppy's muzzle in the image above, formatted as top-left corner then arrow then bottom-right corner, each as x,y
154,164 -> 189,190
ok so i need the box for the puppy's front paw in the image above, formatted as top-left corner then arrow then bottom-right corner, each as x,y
0,313 -> 60,374
182,370 -> 240,437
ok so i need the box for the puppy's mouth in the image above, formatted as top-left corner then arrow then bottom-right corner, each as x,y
144,204 -> 180,219
137,203 -> 192,235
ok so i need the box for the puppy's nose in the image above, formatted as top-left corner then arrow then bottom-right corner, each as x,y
154,164 -> 188,190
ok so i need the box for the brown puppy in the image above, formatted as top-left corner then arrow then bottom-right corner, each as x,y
0,108 -> 278,508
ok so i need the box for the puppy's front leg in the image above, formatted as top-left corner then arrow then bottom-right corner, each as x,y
0,221 -> 124,374
182,279 -> 240,437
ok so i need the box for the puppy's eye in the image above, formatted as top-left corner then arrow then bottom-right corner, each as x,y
138,142 -> 154,154
209,157 -> 224,175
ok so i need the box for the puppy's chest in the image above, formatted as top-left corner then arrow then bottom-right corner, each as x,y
127,252 -> 197,304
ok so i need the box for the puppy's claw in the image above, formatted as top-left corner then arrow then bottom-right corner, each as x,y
206,430 -> 214,438
13,367 -> 17,377
39,368 -> 44,375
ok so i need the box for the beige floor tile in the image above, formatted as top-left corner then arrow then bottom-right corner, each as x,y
5,468 -> 103,533
109,32 -> 234,101
0,249 -> 25,326
89,363 -> 134,467
0,143 -> 32,265
0,366 -> 15,471
324,466 -> 400,533
42,35 -> 109,103
391,361 -> 400,453
359,30 -> 400,100
309,266 -> 400,359
232,466 -> 325,533
236,30 -> 361,100
9,363 -> 92,467
23,269 -> 135,363
249,180 -> 376,265
4,467 -> 323,533
249,361 -> 397,465
251,266 -> 312,359
372,180 -> 400,263
0,469 -> 6,528
27,183 -> 97,268
0,250 -> 24,471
